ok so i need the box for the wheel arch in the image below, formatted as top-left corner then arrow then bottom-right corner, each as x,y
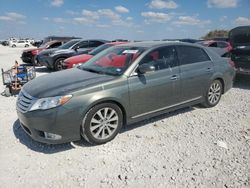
213,77 -> 225,94
83,98 -> 127,126
210,73 -> 225,94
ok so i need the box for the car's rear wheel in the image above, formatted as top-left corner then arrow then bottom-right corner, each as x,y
202,79 -> 222,107
54,58 -> 65,71
81,103 -> 123,145
12,44 -> 16,48
25,44 -> 29,47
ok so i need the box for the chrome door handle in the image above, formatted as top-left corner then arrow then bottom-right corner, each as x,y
170,75 -> 179,81
206,67 -> 212,72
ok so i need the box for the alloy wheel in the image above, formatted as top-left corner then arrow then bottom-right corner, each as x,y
208,82 -> 221,105
90,107 -> 119,140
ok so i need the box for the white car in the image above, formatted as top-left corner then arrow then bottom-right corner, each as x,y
10,40 -> 30,48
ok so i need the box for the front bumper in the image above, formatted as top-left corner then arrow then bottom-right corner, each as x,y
21,52 -> 33,63
16,106 -> 82,144
36,55 -> 54,69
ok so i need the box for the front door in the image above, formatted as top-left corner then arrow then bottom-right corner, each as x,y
128,46 -> 181,118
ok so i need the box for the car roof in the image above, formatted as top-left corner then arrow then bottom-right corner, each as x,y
107,41 -> 128,45
78,39 -> 109,43
117,41 -> 202,49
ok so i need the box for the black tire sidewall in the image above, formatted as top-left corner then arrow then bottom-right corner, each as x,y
54,58 -> 65,71
82,103 -> 123,145
204,80 -> 222,107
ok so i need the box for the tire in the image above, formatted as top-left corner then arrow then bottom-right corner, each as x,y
81,103 -> 123,145
12,45 -> 16,48
4,87 -> 11,97
25,44 -> 29,47
54,58 -> 65,71
202,80 -> 222,108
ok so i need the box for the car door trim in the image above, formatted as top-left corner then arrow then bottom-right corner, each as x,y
131,96 -> 202,119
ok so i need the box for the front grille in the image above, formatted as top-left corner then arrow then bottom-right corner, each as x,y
17,90 -> 36,113
22,51 -> 32,58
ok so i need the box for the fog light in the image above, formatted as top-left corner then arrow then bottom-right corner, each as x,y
44,132 -> 62,140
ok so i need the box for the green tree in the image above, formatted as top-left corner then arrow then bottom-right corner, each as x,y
202,30 -> 229,40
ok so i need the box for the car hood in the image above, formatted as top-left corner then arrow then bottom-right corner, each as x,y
64,54 -> 93,64
38,48 -> 58,56
23,68 -> 116,98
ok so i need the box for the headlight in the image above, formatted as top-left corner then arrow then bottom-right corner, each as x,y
73,63 -> 82,68
29,95 -> 72,111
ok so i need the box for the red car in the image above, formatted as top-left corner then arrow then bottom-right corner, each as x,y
21,40 -> 65,65
197,40 -> 232,52
63,42 -> 128,69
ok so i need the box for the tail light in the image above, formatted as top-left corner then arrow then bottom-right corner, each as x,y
228,59 -> 235,68
31,50 -> 39,55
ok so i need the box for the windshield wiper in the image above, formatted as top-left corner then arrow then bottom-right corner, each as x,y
80,67 -> 118,76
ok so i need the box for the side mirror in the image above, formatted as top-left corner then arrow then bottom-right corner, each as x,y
74,46 -> 80,51
138,64 -> 155,74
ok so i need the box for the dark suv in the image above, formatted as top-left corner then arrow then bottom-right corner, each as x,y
37,39 -> 108,71
229,26 -> 250,75
16,42 -> 235,145
21,40 -> 65,65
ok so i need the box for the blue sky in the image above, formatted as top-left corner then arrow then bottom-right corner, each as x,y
0,0 -> 249,40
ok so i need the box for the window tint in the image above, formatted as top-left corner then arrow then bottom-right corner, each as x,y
217,42 -> 228,48
177,46 -> 210,65
209,42 -> 217,47
89,41 -> 105,47
140,46 -> 178,71
77,41 -> 89,48
49,42 -> 62,48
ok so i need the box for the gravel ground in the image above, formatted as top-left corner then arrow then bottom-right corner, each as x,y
0,46 -> 249,188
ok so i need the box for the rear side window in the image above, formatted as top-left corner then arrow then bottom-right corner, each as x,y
89,41 -> 105,47
177,46 -> 210,65
209,42 -> 217,47
217,42 -> 228,48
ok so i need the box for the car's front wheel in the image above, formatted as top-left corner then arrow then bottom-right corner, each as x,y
202,79 -> 222,107
54,58 -> 65,71
12,44 -> 16,48
81,103 -> 123,145
25,44 -> 29,47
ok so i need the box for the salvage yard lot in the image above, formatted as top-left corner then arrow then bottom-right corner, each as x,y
0,46 -> 249,188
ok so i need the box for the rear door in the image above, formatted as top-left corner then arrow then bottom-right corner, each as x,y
176,45 -> 213,102
128,46 -> 181,118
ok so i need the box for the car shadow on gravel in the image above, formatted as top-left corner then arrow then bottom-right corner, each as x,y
13,120 -> 76,154
13,107 -> 196,152
121,107 -> 194,133
233,75 -> 250,90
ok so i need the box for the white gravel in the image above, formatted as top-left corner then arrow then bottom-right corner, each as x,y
0,46 -> 249,188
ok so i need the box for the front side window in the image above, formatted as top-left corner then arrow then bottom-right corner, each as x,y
58,40 -> 80,49
49,42 -> 62,48
139,46 -> 178,70
75,41 -> 89,48
79,46 -> 145,76
177,46 -> 210,65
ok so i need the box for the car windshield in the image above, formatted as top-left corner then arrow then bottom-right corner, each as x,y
78,46 -> 146,76
58,40 -> 80,49
89,44 -> 113,56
